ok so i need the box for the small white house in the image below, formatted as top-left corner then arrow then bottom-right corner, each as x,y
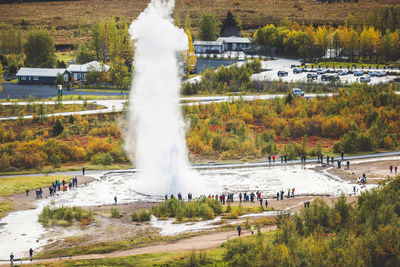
67,61 -> 110,82
216,36 -> 251,52
193,41 -> 224,54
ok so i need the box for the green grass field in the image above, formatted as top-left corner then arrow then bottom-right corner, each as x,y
0,175 -> 71,197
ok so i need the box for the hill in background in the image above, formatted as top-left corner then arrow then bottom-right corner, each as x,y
0,0 -> 398,48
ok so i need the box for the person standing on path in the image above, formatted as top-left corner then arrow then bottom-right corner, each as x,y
395,166 -> 398,174
29,248 -> 33,262
251,225 -> 255,235
347,161 -> 350,170
265,199 -> 268,208
26,189 -> 29,196
341,151 -> 344,160
114,196 -> 117,205
237,225 -> 241,236
10,253 -> 14,266
82,167 -> 85,176
390,165 -> 393,173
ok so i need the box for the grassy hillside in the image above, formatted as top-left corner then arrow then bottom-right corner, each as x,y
0,0 -> 398,47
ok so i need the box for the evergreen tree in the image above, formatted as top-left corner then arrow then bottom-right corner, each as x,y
52,118 -> 64,136
220,11 -> 241,37
199,12 -> 218,41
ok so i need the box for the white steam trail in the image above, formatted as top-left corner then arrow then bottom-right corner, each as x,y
128,0 -> 204,196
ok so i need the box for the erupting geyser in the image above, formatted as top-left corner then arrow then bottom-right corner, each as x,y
127,0 -> 203,195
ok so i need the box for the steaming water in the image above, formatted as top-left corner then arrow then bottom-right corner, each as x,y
127,0 -> 203,195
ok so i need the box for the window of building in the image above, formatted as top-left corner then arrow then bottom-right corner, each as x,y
33,76 -> 39,81
21,76 -> 26,80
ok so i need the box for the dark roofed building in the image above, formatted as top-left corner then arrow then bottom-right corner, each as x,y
16,68 -> 66,85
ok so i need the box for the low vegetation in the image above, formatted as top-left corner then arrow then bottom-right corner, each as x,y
0,201 -> 13,219
0,82 -> 399,173
38,205 -> 94,227
150,198 -> 223,222
131,209 -> 151,222
219,177 -> 400,266
0,102 -> 103,117
110,207 -> 121,218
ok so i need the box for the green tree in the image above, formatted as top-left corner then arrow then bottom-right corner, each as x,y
52,118 -> 64,136
76,43 -> 94,64
199,12 -> 218,41
23,29 -> 55,67
220,11 -> 242,37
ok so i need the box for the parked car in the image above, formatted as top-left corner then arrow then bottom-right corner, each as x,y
293,67 -> 303,74
238,54 -> 245,61
316,68 -> 327,75
360,75 -> 371,83
292,88 -> 305,96
376,71 -> 386,77
277,70 -> 288,77
338,70 -> 348,75
321,74 -> 338,81
354,70 -> 364,76
307,73 -> 318,79
368,71 -> 378,77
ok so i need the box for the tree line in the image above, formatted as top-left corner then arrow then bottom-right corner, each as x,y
254,21 -> 400,63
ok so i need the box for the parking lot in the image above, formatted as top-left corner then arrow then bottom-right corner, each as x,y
252,58 -> 399,85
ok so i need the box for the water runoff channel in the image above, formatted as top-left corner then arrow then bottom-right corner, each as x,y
0,157 -> 385,260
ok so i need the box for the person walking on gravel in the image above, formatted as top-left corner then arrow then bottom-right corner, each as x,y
237,225 -> 241,236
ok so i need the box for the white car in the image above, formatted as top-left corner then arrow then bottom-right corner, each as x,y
360,76 -> 371,83
292,88 -> 305,96
316,69 -> 327,75
338,70 -> 348,75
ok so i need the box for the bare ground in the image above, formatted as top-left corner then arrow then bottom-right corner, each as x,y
1,156 -> 394,264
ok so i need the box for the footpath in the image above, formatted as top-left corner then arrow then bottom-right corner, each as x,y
0,225 -> 276,266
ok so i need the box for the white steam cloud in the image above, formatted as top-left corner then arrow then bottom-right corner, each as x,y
127,0 -> 205,196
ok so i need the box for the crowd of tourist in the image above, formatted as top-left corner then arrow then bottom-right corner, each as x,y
26,177 -> 79,199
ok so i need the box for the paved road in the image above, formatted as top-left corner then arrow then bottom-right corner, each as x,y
0,93 -> 336,120
0,99 -> 125,121
1,150 -> 399,179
